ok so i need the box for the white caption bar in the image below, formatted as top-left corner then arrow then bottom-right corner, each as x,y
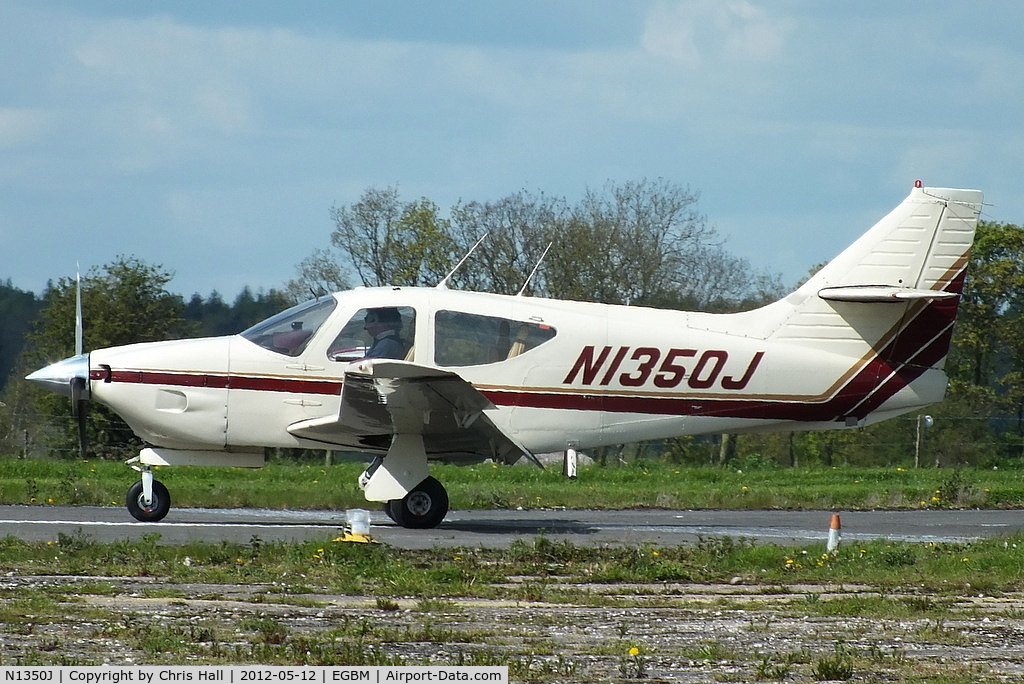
0,668 -> 507,684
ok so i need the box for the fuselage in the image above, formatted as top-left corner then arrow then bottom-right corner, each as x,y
83,283 -> 946,459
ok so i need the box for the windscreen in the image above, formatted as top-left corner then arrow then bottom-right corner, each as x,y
240,297 -> 337,356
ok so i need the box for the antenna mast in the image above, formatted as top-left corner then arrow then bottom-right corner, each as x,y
436,233 -> 489,289
516,242 -> 552,297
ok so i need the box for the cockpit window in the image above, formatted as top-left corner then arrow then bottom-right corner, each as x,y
328,307 -> 416,362
240,297 -> 337,357
434,310 -> 556,367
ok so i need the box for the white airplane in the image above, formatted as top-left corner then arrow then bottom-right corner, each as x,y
28,182 -> 983,528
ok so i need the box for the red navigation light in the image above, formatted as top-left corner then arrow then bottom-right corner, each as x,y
914,179 -> 923,188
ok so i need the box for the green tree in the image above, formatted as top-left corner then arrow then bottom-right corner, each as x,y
328,186 -> 455,287
546,179 -> 782,309
946,220 -> 1024,460
305,180 -> 782,309
575,179 -> 712,306
0,280 -> 42,392
287,248 -> 352,301
449,190 -> 567,295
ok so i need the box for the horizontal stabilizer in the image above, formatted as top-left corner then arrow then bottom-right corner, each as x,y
818,286 -> 960,303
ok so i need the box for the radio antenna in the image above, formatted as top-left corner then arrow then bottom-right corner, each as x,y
516,242 -> 552,297
436,233 -> 488,289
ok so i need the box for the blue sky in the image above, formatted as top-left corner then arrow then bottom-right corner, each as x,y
2,1 -> 1022,298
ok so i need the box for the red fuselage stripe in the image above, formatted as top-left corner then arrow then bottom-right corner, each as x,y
106,369 -> 342,396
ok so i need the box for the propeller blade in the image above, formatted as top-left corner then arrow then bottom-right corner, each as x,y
75,268 -> 83,357
25,272 -> 92,458
70,376 -> 89,457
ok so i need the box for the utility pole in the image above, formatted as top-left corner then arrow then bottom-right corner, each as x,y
914,414 -> 933,468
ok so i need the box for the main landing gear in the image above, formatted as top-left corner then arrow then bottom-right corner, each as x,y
383,476 -> 449,529
359,438 -> 450,529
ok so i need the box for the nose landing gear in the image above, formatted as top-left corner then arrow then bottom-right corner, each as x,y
126,474 -> 171,522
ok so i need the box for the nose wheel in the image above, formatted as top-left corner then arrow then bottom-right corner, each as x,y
126,478 -> 171,522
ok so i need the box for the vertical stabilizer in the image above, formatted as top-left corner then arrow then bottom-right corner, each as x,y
800,184 -> 983,298
768,183 -> 983,426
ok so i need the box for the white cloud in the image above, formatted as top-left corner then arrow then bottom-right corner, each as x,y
641,0 -> 791,67
641,3 -> 701,67
0,107 -> 57,149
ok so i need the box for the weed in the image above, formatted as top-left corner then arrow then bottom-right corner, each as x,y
512,580 -> 549,603
686,640 -> 737,662
57,529 -> 96,552
917,619 -> 969,646
694,535 -> 755,560
413,597 -> 458,613
375,597 -> 401,611
618,645 -> 648,679
812,644 -> 854,681
131,623 -> 212,655
240,617 -> 289,645
755,652 -> 791,681
899,595 -> 946,613
864,642 -> 906,664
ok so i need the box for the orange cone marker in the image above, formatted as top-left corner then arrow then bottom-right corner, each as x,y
826,513 -> 842,553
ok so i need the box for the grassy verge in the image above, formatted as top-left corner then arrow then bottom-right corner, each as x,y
0,457 -> 1022,511
5,529 -> 1020,595
3,531 -> 1024,681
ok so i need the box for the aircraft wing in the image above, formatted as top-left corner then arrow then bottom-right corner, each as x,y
287,360 -> 529,465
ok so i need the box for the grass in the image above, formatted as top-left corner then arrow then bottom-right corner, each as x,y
3,455 -> 1024,679
2,530 -> 1024,599
2,531 -> 1024,679
1,457 -> 1022,511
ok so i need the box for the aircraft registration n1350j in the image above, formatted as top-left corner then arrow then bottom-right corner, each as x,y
28,182 -> 983,528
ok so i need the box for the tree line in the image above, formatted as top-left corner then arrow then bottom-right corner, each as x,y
2,181 -> 1022,468
290,180 -> 784,311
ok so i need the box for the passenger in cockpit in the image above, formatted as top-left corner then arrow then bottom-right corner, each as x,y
363,307 -> 409,359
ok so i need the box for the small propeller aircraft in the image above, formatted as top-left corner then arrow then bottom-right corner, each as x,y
28,182 -> 983,528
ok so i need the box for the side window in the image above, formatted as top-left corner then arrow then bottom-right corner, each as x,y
328,307 -> 416,362
240,297 -> 337,357
434,311 -> 556,367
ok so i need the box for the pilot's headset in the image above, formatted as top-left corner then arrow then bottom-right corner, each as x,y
365,307 -> 402,328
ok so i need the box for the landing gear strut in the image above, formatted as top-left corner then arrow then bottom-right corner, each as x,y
383,476 -> 449,529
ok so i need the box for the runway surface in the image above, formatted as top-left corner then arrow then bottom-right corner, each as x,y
1,504 -> 1021,548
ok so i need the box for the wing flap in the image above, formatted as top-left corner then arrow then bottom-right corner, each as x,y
287,360 -> 528,464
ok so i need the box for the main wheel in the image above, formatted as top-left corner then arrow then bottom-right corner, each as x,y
382,500 -> 398,522
387,476 -> 448,529
126,479 -> 171,522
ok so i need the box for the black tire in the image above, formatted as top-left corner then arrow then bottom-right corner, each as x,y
382,500 -> 398,522
389,476 -> 449,529
126,479 -> 171,522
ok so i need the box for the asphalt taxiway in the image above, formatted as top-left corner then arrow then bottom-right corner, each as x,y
0,505 -> 1020,548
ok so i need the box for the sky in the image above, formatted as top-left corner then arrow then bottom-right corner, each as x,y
2,1 -> 1022,300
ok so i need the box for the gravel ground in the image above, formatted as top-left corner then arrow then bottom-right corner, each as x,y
3,574 -> 1024,682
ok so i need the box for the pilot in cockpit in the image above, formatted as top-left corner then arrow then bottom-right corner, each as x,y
363,307 -> 409,359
